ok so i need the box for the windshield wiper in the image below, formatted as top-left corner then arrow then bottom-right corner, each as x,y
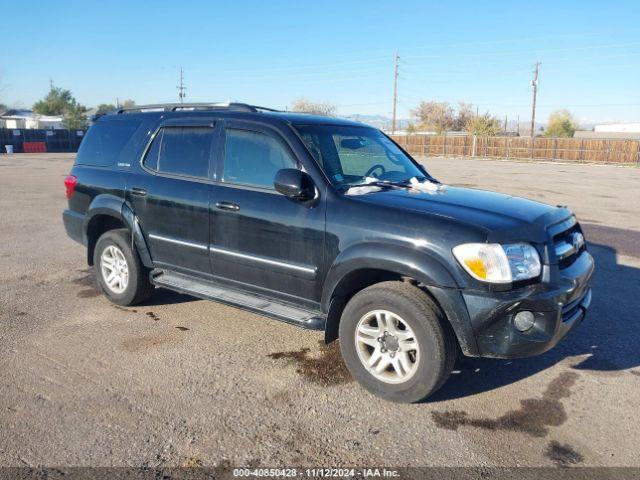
342,179 -> 406,191
342,176 -> 440,193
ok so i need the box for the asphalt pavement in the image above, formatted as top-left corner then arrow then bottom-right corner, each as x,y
1,153 -> 639,469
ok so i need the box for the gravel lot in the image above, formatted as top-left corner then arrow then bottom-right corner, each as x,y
1,153 -> 639,469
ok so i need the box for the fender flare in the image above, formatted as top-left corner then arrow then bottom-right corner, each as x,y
321,242 -> 458,311
321,242 -> 479,356
84,195 -> 153,268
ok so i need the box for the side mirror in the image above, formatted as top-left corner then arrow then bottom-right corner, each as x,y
274,169 -> 316,202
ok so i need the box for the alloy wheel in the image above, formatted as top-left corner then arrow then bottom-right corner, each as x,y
100,245 -> 129,294
354,309 -> 420,384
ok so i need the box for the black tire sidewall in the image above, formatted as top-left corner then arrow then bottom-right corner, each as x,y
339,286 -> 448,403
93,230 -> 143,306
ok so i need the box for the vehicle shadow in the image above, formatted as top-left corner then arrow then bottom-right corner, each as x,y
139,288 -> 196,307
428,230 -> 640,403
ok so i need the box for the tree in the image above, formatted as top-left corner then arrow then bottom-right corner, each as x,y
291,98 -> 336,116
33,86 -> 87,128
466,112 -> 502,136
544,109 -> 578,138
411,101 -> 454,133
96,103 -> 116,115
33,87 -> 78,115
120,99 -> 135,108
405,122 -> 417,134
453,102 -> 474,131
62,105 -> 88,129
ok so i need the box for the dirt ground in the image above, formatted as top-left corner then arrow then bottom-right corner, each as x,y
1,153 -> 639,469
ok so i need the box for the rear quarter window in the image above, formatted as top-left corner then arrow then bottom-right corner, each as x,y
75,120 -> 141,166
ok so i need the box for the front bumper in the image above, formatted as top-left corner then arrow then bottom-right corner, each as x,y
461,250 -> 594,358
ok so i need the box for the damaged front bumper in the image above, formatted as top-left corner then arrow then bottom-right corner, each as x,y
461,249 -> 595,358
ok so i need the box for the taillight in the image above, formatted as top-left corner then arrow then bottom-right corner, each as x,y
64,175 -> 77,199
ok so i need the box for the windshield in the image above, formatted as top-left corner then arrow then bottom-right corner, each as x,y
294,125 -> 426,188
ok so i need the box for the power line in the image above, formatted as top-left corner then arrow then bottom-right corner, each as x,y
403,41 -> 640,62
187,55 -> 390,77
399,28 -> 640,55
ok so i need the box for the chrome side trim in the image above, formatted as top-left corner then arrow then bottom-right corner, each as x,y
209,246 -> 317,276
148,233 -> 208,251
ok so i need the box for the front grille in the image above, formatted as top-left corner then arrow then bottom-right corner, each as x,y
552,219 -> 586,269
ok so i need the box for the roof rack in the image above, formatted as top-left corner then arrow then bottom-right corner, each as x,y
116,102 -> 280,114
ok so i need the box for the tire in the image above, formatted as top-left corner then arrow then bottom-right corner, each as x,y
338,281 -> 456,403
93,228 -> 154,306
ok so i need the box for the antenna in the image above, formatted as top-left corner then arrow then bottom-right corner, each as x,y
177,67 -> 187,104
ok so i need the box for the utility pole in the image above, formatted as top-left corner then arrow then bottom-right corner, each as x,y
530,61 -> 541,138
391,51 -> 399,134
517,115 -> 520,135
49,77 -> 54,91
177,67 -> 187,104
504,115 -> 508,133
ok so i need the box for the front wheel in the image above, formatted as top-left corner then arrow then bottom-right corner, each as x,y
338,281 -> 456,403
93,229 -> 154,306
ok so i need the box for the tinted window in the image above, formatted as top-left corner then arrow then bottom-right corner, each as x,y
223,129 -> 296,188
157,126 -> 214,178
143,130 -> 162,170
295,125 -> 424,187
75,120 -> 140,166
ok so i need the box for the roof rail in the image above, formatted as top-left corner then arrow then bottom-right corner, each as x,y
116,102 -> 280,114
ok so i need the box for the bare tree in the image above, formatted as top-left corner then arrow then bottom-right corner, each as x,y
0,69 -> 6,113
454,102 -> 474,131
291,98 -> 336,116
411,101 -> 454,133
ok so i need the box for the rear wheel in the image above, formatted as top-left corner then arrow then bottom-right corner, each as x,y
338,281 -> 456,403
93,229 -> 154,306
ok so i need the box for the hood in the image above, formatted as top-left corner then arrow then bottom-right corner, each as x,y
352,185 -> 560,235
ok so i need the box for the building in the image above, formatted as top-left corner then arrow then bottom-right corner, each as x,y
594,122 -> 640,134
0,109 -> 64,129
574,123 -> 640,140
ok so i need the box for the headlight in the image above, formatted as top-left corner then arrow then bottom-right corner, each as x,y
452,243 -> 541,283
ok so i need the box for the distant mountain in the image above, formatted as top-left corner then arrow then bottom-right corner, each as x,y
342,114 -> 411,130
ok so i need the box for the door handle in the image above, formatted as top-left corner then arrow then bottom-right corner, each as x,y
216,201 -> 240,211
130,187 -> 147,197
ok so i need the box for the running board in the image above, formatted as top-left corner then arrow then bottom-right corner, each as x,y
151,270 -> 325,331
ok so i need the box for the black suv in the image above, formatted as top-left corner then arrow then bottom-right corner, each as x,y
63,103 -> 594,402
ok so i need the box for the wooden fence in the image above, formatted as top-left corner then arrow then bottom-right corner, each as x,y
390,134 -> 640,165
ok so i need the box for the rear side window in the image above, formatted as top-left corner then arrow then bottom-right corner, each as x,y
76,120 -> 140,166
144,126 -> 214,178
223,129 -> 296,188
143,130 -> 162,171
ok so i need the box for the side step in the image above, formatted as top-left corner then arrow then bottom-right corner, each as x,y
151,270 -> 326,331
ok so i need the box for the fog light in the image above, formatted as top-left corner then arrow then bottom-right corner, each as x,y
514,311 -> 535,332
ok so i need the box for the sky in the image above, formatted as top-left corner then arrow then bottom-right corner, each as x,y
1,0 -> 639,125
